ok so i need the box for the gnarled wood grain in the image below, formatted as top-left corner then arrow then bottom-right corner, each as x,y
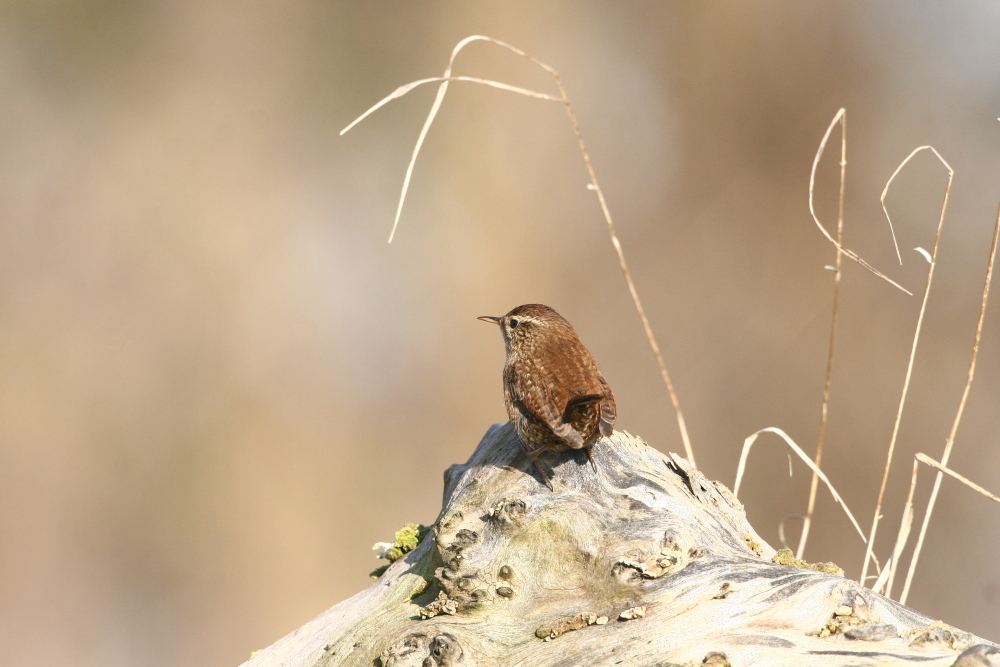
241,425 -> 996,667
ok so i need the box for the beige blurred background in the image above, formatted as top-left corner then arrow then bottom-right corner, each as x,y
1,2 -> 999,665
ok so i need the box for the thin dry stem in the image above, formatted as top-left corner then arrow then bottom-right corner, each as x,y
341,35 -> 696,465
808,109 -> 911,296
880,150 -> 951,264
550,70 -> 695,466
340,76 -> 561,136
899,202 -> 1000,604
859,146 -> 954,587
797,110 -> 846,560
778,514 -> 805,550
914,453 -> 1000,505
873,457 -> 918,597
734,427 -> 866,543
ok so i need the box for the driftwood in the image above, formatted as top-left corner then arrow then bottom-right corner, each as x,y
242,424 -> 997,667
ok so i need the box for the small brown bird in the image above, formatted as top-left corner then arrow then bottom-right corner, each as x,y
479,304 -> 616,487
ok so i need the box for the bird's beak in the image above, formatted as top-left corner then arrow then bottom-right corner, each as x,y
477,315 -> 502,325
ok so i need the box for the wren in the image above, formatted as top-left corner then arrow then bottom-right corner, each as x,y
479,304 -> 616,488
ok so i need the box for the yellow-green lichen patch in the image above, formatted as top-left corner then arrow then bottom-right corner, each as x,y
771,548 -> 844,577
508,511 -> 640,612
508,513 -> 594,580
742,533 -> 763,557
370,523 -> 430,579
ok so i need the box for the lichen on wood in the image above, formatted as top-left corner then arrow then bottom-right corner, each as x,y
242,424 -> 997,667
371,523 -> 430,579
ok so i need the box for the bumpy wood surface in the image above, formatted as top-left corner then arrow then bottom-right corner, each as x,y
241,424 -> 997,667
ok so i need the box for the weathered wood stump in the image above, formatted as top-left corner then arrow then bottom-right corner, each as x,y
242,424 -> 997,667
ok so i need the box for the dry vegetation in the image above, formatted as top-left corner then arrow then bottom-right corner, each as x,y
342,34 -> 1000,610
240,35 -> 1000,665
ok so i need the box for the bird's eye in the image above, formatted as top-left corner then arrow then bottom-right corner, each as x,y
509,318 -> 520,328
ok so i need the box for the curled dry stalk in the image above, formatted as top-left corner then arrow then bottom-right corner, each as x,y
341,35 -> 696,465
734,427 -> 866,543
898,202 -> 1000,604
807,113 -> 912,296
859,146 -> 954,587
796,109 -> 847,560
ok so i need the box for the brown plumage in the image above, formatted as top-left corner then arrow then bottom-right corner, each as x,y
478,304 -> 616,487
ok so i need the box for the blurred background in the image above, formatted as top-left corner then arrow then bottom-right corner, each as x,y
1,2 -> 999,665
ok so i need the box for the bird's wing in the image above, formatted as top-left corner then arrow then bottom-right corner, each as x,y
510,364 -> 584,448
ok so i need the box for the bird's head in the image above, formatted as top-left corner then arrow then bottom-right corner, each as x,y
478,304 -> 569,351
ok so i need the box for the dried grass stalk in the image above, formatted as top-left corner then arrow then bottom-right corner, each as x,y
807,109 -> 911,295
914,453 -> 1000,505
859,146 -> 953,587
872,458 -> 918,597
797,109 -> 847,560
734,427 -> 866,543
899,203 -> 1000,603
341,35 -> 696,464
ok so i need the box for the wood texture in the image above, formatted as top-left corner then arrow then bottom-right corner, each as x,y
241,425 -> 997,667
